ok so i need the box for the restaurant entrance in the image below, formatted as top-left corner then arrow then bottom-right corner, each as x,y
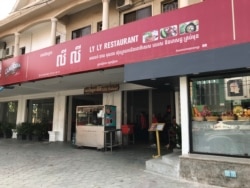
123,89 -> 175,146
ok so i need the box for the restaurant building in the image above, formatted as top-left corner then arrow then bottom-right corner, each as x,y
0,0 -> 249,187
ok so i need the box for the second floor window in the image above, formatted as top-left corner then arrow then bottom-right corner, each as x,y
55,36 -> 60,44
124,6 -> 152,24
162,0 -> 178,13
20,47 -> 26,55
97,22 -> 102,32
72,25 -> 91,39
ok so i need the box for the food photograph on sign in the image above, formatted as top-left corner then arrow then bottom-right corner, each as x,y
179,20 -> 199,35
160,25 -> 178,39
142,30 -> 159,43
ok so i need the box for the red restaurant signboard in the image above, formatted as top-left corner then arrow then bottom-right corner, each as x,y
0,0 -> 249,86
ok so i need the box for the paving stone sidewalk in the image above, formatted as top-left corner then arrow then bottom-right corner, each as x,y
0,139 -> 223,188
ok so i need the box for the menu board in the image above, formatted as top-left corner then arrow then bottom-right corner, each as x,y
148,123 -> 165,131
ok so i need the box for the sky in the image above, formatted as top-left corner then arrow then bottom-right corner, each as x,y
0,0 -> 16,20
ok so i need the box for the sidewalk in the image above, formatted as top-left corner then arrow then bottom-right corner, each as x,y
0,139 -> 223,188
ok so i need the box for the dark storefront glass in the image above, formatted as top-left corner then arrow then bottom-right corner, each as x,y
0,101 -> 18,124
0,101 -> 18,137
27,98 -> 54,132
190,75 -> 250,157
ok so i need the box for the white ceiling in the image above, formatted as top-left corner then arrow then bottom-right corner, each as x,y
0,67 -> 125,98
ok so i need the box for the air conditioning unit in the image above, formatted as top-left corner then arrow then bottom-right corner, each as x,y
0,42 -> 6,49
116,0 -> 133,10
5,46 -> 14,57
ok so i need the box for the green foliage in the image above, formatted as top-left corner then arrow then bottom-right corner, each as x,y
16,122 -> 33,136
33,123 -> 47,137
0,122 -> 15,138
16,123 -> 25,135
16,122 -> 49,140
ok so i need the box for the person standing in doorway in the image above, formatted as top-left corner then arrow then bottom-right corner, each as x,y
139,112 -> 148,143
163,105 -> 171,148
166,116 -> 181,149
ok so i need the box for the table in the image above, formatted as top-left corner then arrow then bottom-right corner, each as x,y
104,129 -> 122,152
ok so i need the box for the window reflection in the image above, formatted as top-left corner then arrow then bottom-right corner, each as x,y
27,98 -> 54,131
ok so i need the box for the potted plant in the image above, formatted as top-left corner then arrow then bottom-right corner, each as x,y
0,122 -> 3,138
32,123 -> 44,141
0,122 -> 14,138
23,122 -> 34,140
16,122 -> 33,140
16,123 -> 26,140
41,122 -> 50,140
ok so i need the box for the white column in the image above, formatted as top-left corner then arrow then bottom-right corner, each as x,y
14,32 -> 20,57
179,0 -> 189,8
16,97 -> 27,125
102,0 -> 110,30
114,91 -> 122,129
180,76 -> 190,155
13,97 -> 27,139
50,18 -> 58,45
50,93 -> 66,142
